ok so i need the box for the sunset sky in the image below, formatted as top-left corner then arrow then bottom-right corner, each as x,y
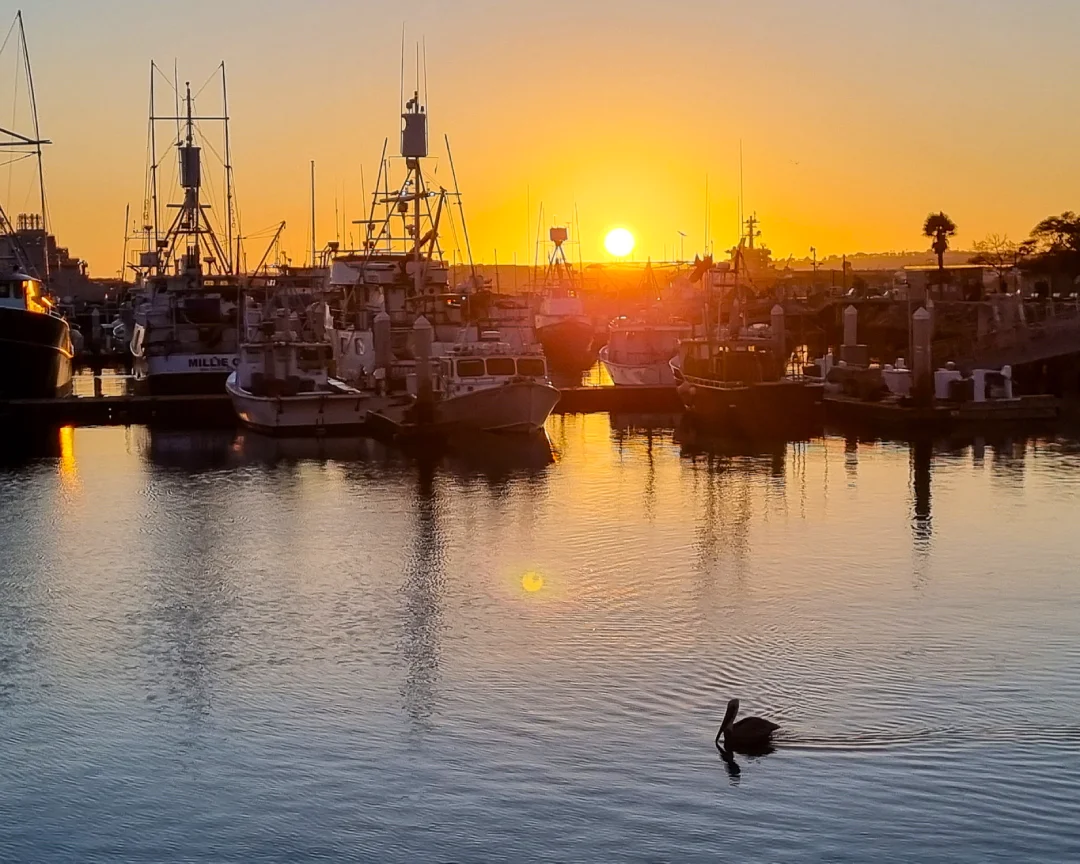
9,0 -> 1080,275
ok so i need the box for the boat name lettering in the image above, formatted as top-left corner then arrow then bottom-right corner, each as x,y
187,356 -> 239,369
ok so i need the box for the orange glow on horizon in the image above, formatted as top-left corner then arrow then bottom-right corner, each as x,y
16,2 -> 1080,275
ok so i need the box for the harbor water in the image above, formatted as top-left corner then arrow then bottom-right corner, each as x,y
2,417 -> 1080,862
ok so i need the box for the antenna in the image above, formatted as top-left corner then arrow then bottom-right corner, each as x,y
704,174 -> 709,257
739,139 -> 745,240
310,160 -> 316,268
422,37 -> 429,109
120,203 -> 130,280
399,24 -> 406,112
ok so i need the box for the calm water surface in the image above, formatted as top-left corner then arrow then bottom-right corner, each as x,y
2,417 -> 1080,862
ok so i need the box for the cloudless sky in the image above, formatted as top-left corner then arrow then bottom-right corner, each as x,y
8,0 -> 1080,274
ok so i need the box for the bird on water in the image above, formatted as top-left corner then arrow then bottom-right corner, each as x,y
715,698 -> 779,753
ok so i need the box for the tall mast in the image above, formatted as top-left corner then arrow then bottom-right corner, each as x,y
310,160 -> 316,268
149,63 -> 159,252
181,81 -> 200,271
17,12 -> 47,273
221,61 -> 234,274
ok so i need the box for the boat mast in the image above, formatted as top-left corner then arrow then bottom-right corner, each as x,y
149,64 -> 160,253
182,81 -> 200,272
17,11 -> 47,277
445,134 -> 475,281
221,61 -> 235,275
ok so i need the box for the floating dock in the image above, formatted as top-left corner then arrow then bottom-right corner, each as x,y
824,394 -> 1061,433
0,386 -> 684,429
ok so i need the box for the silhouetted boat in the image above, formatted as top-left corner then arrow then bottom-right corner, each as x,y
0,15 -> 73,400
532,226 -> 595,372
671,241 -> 822,439
130,67 -> 243,395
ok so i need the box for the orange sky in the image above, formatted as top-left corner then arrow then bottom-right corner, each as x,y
9,0 -> 1080,275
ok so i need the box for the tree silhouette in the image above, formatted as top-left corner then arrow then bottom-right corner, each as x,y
1025,212 -> 1080,282
923,211 -> 957,287
970,233 -> 1027,291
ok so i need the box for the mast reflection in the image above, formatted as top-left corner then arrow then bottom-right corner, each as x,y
400,458 -> 446,728
910,438 -> 933,588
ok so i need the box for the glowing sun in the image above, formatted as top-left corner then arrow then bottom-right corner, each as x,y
604,228 -> 635,258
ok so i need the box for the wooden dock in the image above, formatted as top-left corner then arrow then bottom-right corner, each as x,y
0,386 -> 683,429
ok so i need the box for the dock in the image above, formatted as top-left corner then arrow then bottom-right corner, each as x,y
824,394 -> 1061,434
1,385 -> 684,429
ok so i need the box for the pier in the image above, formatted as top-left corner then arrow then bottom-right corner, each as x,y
0,385 -> 684,429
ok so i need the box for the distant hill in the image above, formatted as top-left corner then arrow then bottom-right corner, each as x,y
780,251 -> 976,272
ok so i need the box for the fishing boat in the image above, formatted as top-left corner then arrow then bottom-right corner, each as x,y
226,292 -> 396,435
598,262 -> 697,387
430,331 -> 560,433
0,266 -> 73,398
670,244 -> 822,438
0,14 -> 73,399
129,66 -> 243,394
600,315 -> 692,386
532,226 -> 594,372
327,85 -> 557,434
325,89 -> 472,382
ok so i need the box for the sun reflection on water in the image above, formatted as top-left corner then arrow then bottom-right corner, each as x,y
58,425 -> 79,490
521,571 -> 545,593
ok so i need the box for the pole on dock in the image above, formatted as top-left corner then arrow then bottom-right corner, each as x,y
413,316 -> 434,421
373,311 -> 392,393
912,306 -> 933,403
843,304 -> 858,348
771,304 -> 786,372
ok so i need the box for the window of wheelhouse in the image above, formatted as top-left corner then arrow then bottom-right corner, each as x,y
0,280 -> 10,298
24,280 -> 48,313
486,357 -> 516,376
517,358 -> 546,378
456,359 -> 485,377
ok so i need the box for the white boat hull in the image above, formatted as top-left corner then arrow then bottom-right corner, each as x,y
435,380 -> 561,433
226,372 -> 383,435
599,345 -> 677,386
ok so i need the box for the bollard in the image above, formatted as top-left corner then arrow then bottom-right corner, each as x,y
771,305 -> 786,373
413,316 -> 434,418
912,307 -> 933,403
843,305 -> 858,347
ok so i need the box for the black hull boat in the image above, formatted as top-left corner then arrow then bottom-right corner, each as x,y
537,318 -> 595,372
0,283 -> 73,400
672,333 -> 824,441
133,364 -> 232,396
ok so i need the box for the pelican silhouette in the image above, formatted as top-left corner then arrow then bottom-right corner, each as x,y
715,699 -> 779,753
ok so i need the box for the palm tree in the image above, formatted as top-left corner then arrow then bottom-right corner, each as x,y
923,211 -> 957,289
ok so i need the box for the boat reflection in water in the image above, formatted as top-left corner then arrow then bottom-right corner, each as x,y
137,426 -> 554,485
674,419 -> 798,470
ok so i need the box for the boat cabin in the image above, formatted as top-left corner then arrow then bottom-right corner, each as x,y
238,302 -> 339,397
433,331 -> 549,397
0,269 -> 50,314
678,338 -> 784,384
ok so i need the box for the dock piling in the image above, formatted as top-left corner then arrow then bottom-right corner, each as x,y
912,306 -> 933,402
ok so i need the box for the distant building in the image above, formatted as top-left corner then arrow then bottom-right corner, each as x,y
0,213 -> 102,301
901,264 -> 1016,301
